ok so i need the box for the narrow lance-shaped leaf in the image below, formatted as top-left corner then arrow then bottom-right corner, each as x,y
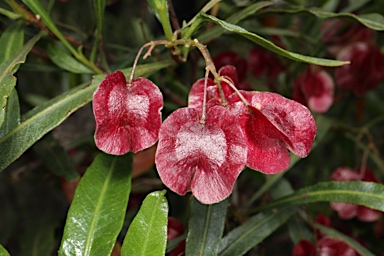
256,181 -> 384,212
198,1 -> 274,43
22,0 -> 78,57
200,13 -> 348,67
121,190 -> 168,256
59,152 -> 133,256
0,22 -> 23,137
47,43 -> 93,74
0,60 -> 173,172
186,197 -> 228,256
219,207 -> 297,256
306,8 -> 384,31
94,0 -> 106,39
0,21 -> 24,63
91,0 -> 106,62
0,32 -> 40,127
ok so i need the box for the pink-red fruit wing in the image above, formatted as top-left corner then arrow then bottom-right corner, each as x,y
155,106 -> 247,204
93,71 -> 163,155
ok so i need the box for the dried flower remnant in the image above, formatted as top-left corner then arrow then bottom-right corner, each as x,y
155,106 -> 247,204
228,91 -> 317,174
335,42 -> 384,95
293,66 -> 334,113
330,167 -> 382,222
93,71 -> 163,155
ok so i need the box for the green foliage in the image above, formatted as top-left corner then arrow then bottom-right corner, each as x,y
121,190 -> 168,256
219,207 -> 297,256
258,181 -> 384,212
0,33 -> 40,127
59,153 -> 133,256
1,0 -> 384,255
186,197 -> 228,256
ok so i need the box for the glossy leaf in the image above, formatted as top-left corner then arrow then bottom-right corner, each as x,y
186,197 -> 228,256
47,44 -> 93,74
200,13 -> 348,67
0,32 -> 40,128
219,207 -> 296,256
0,244 -> 10,256
314,223 -> 375,256
0,21 -> 24,63
59,152 -> 133,256
33,133 -> 80,181
257,181 -> 384,212
121,190 -> 168,256
198,1 -> 274,43
0,60 -> 173,172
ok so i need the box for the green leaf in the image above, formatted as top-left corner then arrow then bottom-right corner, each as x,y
0,21 -> 24,63
0,60 -> 173,172
0,89 -> 20,138
94,0 -> 106,37
33,133 -> 80,181
59,152 -> 133,256
341,0 -> 372,13
306,8 -> 384,31
121,190 -> 168,256
20,219 -> 57,256
0,32 -> 40,128
91,0 -> 106,62
200,13 -> 348,67
0,7 -> 21,20
257,181 -> 384,212
198,1 -> 274,43
315,223 -> 375,256
47,44 -> 94,74
219,207 -> 297,256
186,197 -> 228,256
147,0 -> 173,40
21,0 -> 77,57
0,244 -> 10,256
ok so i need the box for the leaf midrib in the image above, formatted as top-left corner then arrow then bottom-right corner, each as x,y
199,205 -> 212,256
140,195 -> 162,256
83,158 -> 116,256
